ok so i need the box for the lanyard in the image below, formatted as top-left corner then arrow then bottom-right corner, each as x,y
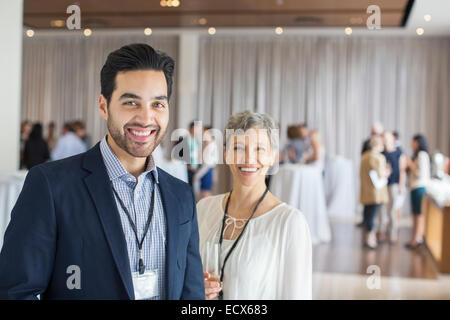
217,187 -> 269,299
112,184 -> 155,275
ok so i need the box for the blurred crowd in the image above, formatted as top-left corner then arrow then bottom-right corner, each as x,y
359,122 -> 450,250
279,124 -> 325,171
20,120 -> 91,170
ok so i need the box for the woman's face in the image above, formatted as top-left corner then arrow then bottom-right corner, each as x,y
225,128 -> 275,187
412,139 -> 419,151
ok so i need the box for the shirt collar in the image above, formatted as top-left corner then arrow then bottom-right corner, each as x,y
99,135 -> 159,183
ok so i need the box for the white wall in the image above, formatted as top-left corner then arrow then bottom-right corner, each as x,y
0,0 -> 23,173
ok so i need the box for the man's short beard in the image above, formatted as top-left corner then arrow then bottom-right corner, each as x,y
106,113 -> 165,158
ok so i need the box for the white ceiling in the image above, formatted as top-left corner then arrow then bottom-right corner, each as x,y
406,0 -> 450,35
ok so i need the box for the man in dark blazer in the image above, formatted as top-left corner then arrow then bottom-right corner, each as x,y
0,44 -> 205,300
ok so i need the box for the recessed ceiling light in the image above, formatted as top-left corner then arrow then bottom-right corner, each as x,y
275,27 -> 283,35
416,27 -> 424,35
208,27 -> 216,35
50,20 -> 65,28
424,14 -> 431,22
84,28 -> 92,37
144,28 -> 152,36
199,18 -> 207,25
161,0 -> 180,7
26,29 -> 34,37
345,27 -> 352,35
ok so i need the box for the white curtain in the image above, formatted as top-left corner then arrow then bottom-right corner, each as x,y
198,36 -> 450,194
21,34 -> 179,146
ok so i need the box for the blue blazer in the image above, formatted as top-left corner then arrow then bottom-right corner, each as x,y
0,143 -> 205,300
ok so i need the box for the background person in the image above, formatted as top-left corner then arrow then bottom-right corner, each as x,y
50,121 -> 87,160
405,134 -> 431,249
193,125 -> 219,200
359,135 -> 390,249
377,131 -> 407,244
23,122 -> 50,170
46,121 -> 57,152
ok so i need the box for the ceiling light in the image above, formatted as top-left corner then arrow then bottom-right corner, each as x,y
208,27 -> 216,35
26,29 -> 34,37
50,20 -> 65,28
84,28 -> 92,37
144,28 -> 152,36
416,27 -> 424,35
275,27 -> 283,35
161,0 -> 180,7
424,14 -> 431,22
345,27 -> 352,35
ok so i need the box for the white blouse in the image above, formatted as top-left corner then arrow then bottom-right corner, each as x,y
197,194 -> 312,300
409,151 -> 431,189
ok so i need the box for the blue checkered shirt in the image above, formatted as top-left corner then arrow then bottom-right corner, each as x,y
100,136 -> 167,300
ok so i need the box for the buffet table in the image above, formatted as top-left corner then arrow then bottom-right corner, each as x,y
424,178 -> 450,273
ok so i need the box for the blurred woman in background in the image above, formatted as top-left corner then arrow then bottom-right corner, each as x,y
23,123 -> 50,170
405,134 -> 431,249
193,125 -> 219,199
305,129 -> 325,172
360,135 -> 390,249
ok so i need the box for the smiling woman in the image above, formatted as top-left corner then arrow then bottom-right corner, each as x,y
197,110 -> 312,300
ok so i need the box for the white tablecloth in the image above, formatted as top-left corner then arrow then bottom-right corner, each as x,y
323,156 -> 356,219
426,176 -> 450,207
0,171 -> 28,249
270,164 -> 331,244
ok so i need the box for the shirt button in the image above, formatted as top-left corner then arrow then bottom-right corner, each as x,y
127,178 -> 133,182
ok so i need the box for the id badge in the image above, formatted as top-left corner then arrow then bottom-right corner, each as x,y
132,269 -> 159,300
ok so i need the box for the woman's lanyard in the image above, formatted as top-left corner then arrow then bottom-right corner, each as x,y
112,185 -> 155,275
217,187 -> 269,299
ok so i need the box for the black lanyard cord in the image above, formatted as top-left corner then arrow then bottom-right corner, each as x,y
217,187 -> 269,299
112,184 -> 155,275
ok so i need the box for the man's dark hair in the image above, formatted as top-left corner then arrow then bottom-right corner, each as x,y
63,122 -> 74,132
100,43 -> 175,104
72,120 -> 85,130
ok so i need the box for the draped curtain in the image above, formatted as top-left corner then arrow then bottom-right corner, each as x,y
197,36 -> 450,194
21,34 -> 179,146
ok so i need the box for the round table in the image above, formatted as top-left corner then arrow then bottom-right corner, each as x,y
323,156 -> 356,219
270,164 -> 331,245
0,171 -> 28,249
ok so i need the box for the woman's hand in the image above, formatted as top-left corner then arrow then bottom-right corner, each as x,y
204,272 -> 222,300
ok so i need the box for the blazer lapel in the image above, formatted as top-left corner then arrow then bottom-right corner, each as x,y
157,171 -> 180,300
82,144 -> 134,299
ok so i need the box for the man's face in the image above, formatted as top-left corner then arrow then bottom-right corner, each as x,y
99,70 -> 169,158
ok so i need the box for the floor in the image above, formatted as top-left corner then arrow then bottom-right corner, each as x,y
312,220 -> 450,299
